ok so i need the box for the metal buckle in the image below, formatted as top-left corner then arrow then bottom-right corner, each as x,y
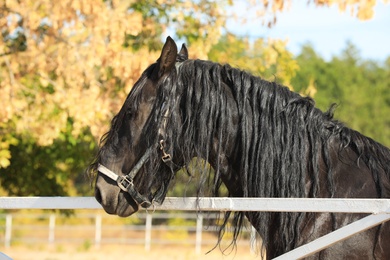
159,140 -> 172,163
159,140 -> 166,150
117,176 -> 133,191
162,153 -> 172,163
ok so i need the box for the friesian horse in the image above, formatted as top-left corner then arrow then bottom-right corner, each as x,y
89,37 -> 390,259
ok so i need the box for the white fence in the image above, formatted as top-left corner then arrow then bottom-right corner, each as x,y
1,197 -> 390,260
0,212 -> 252,253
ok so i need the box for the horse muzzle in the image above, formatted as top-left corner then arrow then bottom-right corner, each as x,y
95,174 -> 139,217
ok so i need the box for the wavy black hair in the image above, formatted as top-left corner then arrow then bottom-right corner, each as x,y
89,55 -> 390,257
157,58 -> 390,255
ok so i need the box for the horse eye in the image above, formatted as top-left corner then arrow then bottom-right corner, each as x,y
126,110 -> 133,118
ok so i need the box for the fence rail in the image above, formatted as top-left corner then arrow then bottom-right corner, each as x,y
1,197 -> 390,260
1,197 -> 390,213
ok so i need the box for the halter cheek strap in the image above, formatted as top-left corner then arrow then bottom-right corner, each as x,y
97,102 -> 181,208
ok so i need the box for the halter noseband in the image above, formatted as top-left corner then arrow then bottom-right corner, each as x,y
97,138 -> 177,208
97,103 -> 178,208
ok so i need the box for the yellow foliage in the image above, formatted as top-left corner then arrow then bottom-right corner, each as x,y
1,0 -> 151,145
242,0 -> 386,26
0,0 -> 385,167
316,0 -> 378,20
0,0 -> 229,167
0,130 -> 18,169
302,78 -> 318,98
208,35 -> 299,88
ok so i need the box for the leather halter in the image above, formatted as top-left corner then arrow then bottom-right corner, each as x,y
97,104 -> 178,208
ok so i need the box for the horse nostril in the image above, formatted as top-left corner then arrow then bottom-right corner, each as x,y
95,187 -> 103,204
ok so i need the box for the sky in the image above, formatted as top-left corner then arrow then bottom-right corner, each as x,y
226,1 -> 390,62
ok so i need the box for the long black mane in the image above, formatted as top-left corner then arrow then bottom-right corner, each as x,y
154,59 -> 390,252
92,57 -> 390,254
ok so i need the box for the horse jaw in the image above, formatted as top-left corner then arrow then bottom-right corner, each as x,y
95,174 -> 139,217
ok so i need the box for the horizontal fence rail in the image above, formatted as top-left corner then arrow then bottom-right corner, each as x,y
0,197 -> 390,213
1,197 -> 390,260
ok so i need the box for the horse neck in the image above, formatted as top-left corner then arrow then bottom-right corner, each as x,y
327,134 -> 389,198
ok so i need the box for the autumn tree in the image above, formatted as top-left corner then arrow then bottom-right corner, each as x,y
236,0 -> 388,27
208,34 -> 298,87
0,0 -> 387,195
0,0 -> 228,194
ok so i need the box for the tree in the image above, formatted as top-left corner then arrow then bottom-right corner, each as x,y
292,43 -> 390,147
227,0 -> 388,28
0,0 -> 387,195
208,34 -> 298,87
0,0 -> 227,194
0,0 -> 226,162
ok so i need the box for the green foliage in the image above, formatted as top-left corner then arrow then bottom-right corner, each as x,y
1,1 -> 388,197
0,0 -> 228,196
208,34 -> 299,87
79,240 -> 92,251
0,125 -> 96,196
167,158 -> 229,198
291,42 -> 390,147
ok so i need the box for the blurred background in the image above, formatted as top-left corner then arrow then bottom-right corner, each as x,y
0,0 -> 389,259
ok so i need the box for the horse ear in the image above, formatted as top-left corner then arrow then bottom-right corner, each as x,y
157,36 -> 178,78
179,44 -> 188,60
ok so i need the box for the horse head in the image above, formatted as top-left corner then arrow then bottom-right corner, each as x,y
93,37 -> 189,217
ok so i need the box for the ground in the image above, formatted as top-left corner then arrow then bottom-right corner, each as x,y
1,244 -> 261,260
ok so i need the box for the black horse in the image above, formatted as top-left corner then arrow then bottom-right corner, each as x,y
89,37 -> 390,259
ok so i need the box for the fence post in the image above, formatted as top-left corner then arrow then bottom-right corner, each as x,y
145,213 -> 152,251
48,214 -> 56,244
195,214 -> 203,254
5,214 -> 12,248
95,214 -> 102,248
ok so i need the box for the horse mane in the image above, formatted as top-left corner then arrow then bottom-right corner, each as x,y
90,57 -> 390,254
157,59 -> 390,253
